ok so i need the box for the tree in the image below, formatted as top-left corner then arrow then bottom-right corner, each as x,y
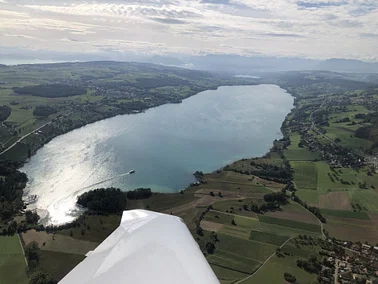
264,192 -> 287,203
25,210 -> 40,224
210,231 -> 218,243
29,270 -> 56,284
205,242 -> 215,254
231,219 -> 236,226
284,272 -> 297,283
126,188 -> 152,199
209,191 -> 215,197
25,241 -> 40,263
0,105 -> 11,121
218,192 -> 222,198
196,226 -> 204,236
251,204 -> 259,213
77,188 -> 127,213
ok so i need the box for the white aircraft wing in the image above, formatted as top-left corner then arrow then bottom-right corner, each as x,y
59,209 -> 220,284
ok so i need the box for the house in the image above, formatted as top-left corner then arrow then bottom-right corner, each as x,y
320,276 -> 332,283
362,244 -> 371,250
374,246 -> 378,254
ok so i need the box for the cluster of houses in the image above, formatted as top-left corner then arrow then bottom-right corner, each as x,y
333,242 -> 378,284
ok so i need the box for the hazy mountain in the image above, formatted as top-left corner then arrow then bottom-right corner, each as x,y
1,47 -> 378,74
314,59 -> 378,73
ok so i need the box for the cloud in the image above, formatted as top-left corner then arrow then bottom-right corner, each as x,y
359,32 -> 378,38
297,1 -> 347,9
0,0 -> 377,61
201,0 -> 231,4
262,32 -> 306,38
150,17 -> 187,24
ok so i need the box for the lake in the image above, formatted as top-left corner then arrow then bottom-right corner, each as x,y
21,84 -> 293,224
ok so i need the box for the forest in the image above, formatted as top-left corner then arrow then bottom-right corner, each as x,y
14,84 -> 87,98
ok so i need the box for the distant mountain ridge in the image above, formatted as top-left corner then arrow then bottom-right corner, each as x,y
315,58 -> 378,73
1,47 -> 377,74
165,55 -> 378,74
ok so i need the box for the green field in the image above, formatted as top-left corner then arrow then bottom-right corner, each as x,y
281,244 -> 321,259
242,254 -> 317,284
291,159 -> 378,205
249,231 -> 289,246
284,134 -> 319,161
348,190 -> 378,212
39,250 -> 85,282
259,222 -> 321,238
258,215 -> 321,233
217,233 -> 276,262
296,189 -> 320,204
210,264 -> 249,282
204,211 -> 236,225
212,199 -> 259,218
291,161 -> 318,190
207,249 -> 261,274
57,214 -> 121,243
317,162 -> 356,193
320,208 -> 370,219
326,106 -> 373,150
0,236 -> 28,284
201,207 -> 320,283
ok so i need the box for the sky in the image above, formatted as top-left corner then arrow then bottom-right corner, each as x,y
0,0 -> 377,61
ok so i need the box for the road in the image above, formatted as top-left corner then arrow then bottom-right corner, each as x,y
235,236 -> 295,284
17,234 -> 28,266
0,120 -> 52,156
334,259 -> 339,284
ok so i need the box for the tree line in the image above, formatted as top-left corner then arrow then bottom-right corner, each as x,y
77,187 -> 153,214
14,84 -> 86,98
0,105 -> 11,121
33,106 -> 57,117
0,160 -> 28,222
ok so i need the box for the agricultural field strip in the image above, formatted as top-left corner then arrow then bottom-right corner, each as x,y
208,256 -> 258,274
326,219 -> 377,228
258,215 -> 321,233
215,249 -> 263,264
220,230 -> 282,248
210,210 -> 258,220
235,236 -> 296,284
199,180 -> 266,187
209,262 -> 251,275
320,209 -> 370,220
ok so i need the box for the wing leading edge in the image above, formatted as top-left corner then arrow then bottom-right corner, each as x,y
59,210 -> 220,284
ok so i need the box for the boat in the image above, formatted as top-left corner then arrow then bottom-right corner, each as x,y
129,169 -> 136,174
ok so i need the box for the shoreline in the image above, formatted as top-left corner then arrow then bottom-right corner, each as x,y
2,83 -> 259,167
18,84 -> 293,225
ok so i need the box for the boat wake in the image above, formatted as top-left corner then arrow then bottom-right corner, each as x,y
80,171 -> 132,190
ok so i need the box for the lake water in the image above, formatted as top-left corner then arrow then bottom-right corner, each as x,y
21,85 -> 293,225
